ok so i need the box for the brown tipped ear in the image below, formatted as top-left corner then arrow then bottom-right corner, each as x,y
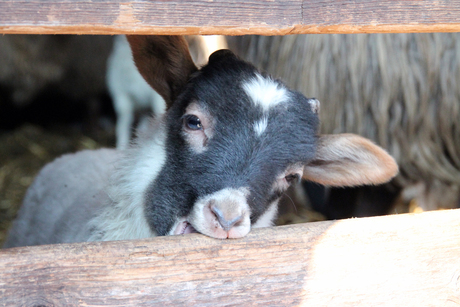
303,134 -> 398,187
126,35 -> 198,109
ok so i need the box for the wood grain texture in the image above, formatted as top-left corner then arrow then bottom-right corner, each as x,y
0,0 -> 459,35
1,209 -> 460,306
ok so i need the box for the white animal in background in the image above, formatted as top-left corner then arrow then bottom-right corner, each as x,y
4,35 -> 397,248
107,35 -> 166,149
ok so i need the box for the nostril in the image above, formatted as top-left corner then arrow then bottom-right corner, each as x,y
211,205 -> 243,232
210,205 -> 223,220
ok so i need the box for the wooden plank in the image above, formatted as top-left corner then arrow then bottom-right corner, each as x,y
0,0 -> 459,35
1,209 -> 459,306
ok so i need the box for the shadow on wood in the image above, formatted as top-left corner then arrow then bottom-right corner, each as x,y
1,209 -> 460,306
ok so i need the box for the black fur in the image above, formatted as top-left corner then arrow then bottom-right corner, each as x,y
144,51 -> 319,235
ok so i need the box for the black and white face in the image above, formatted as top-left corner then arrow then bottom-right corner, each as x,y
144,50 -> 320,239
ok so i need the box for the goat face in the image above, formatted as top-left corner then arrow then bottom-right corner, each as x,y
144,51 -> 320,238
128,36 -> 398,240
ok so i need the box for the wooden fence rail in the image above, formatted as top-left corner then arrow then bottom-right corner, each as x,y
1,209 -> 460,306
0,0 -> 460,35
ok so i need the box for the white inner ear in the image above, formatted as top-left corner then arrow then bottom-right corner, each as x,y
182,102 -> 215,153
304,134 -> 398,187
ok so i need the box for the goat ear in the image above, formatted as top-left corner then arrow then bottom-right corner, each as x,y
303,134 -> 398,187
126,35 -> 198,109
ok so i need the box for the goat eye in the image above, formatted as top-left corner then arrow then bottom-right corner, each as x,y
285,174 -> 300,184
184,115 -> 202,130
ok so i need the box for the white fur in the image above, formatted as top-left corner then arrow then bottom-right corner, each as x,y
252,201 -> 279,228
87,117 -> 168,241
308,98 -> 320,114
242,74 -> 288,112
254,116 -> 268,136
107,35 -> 166,149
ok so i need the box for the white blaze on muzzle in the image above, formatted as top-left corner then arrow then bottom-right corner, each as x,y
187,187 -> 251,239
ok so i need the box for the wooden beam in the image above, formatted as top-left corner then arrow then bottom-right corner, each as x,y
1,209 -> 460,306
0,0 -> 459,35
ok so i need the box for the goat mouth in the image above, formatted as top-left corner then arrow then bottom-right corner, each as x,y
173,220 -> 198,235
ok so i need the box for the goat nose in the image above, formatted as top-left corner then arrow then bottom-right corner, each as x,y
211,206 -> 243,232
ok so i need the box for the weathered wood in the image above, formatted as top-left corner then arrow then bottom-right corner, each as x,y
0,0 -> 459,35
1,209 -> 459,306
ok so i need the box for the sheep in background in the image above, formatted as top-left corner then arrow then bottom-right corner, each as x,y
228,34 -> 460,212
107,35 -> 228,149
4,35 -> 397,247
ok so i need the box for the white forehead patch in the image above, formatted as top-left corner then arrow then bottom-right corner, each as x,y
242,73 -> 288,112
253,116 -> 268,136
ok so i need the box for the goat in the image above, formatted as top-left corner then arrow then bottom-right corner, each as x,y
3,35 -> 398,247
